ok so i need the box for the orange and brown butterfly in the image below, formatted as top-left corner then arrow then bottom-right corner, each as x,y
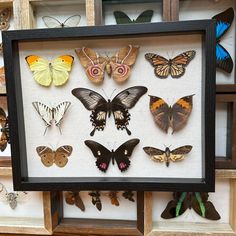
0,106 -> 9,152
143,145 -> 192,167
65,191 -> 85,212
0,8 -> 11,31
0,66 -> 6,88
108,191 -> 119,206
36,145 -> 73,167
145,50 -> 196,78
75,45 -> 139,83
149,94 -> 194,133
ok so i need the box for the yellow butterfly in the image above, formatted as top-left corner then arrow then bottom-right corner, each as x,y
25,55 -> 74,87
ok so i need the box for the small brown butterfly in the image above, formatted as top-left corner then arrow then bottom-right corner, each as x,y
75,45 -> 139,83
122,191 -> 135,202
0,67 -> 6,89
65,191 -> 85,211
0,106 -> 9,152
143,145 -> 192,167
108,191 -> 119,206
145,50 -> 196,78
36,145 -> 73,167
89,191 -> 102,211
0,43 -> 3,55
0,8 -> 11,31
149,95 -> 194,133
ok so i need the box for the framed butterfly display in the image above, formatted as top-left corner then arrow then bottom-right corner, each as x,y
3,19 -> 215,191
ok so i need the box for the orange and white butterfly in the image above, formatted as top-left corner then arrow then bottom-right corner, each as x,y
145,50 -> 196,79
75,45 -> 139,84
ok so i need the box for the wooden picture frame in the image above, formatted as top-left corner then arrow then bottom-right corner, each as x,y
216,93 -> 236,169
2,20 -> 215,192
54,191 -> 144,236
144,171 -> 236,236
0,167 -> 59,235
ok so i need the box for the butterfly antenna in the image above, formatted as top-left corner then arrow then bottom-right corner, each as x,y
109,89 -> 117,99
58,126 -> 62,135
102,89 -> 109,100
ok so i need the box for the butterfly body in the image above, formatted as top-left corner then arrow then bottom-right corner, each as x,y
72,86 -> 147,136
143,145 -> 192,167
36,145 -> 73,167
75,45 -> 139,83
161,192 -> 220,220
85,139 -> 139,172
212,8 -> 234,73
26,55 -> 74,87
145,50 -> 196,78
149,95 -> 194,133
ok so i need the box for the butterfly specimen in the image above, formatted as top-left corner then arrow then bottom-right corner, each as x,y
0,66 -> 5,88
0,183 -> 27,209
65,191 -> 85,211
72,86 -> 147,136
145,50 -> 196,78
25,55 -> 74,87
36,145 -> 73,167
75,45 -> 139,83
85,139 -> 139,172
212,8 -> 234,73
161,192 -> 221,220
149,94 -> 194,133
42,15 -> 81,28
114,10 -> 153,24
32,101 -> 71,134
0,8 -> 11,31
122,191 -> 135,202
143,145 -> 192,167
89,191 -> 102,211
0,43 -> 3,54
0,107 -> 9,151
108,191 -> 119,206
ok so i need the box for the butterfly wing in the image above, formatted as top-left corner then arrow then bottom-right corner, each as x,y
171,95 -> 194,133
122,191 -> 135,202
170,50 -> 196,78
109,45 -> 139,82
109,191 -> 119,206
113,11 -> 132,24
72,88 -> 108,136
53,101 -> 71,129
63,15 -> 81,27
0,8 -> 11,31
36,146 -> 54,167
25,55 -> 52,86
212,8 -> 234,41
84,140 -> 111,172
65,191 -> 85,211
0,66 -> 5,87
54,145 -> 73,167
32,102 -> 53,128
212,8 -> 234,73
75,47 -> 107,83
161,192 -> 189,219
169,145 -> 192,162
192,192 -> 220,220
111,86 -> 147,135
51,55 -> 74,86
216,43 -> 233,73
143,147 -> 166,163
42,16 -> 63,28
145,53 -> 170,78
114,139 -> 139,172
135,10 -> 153,23
149,95 -> 170,133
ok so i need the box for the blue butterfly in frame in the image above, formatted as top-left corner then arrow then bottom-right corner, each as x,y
212,8 -> 234,73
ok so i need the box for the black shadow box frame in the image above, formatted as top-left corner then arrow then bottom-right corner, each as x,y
2,20 -> 215,192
